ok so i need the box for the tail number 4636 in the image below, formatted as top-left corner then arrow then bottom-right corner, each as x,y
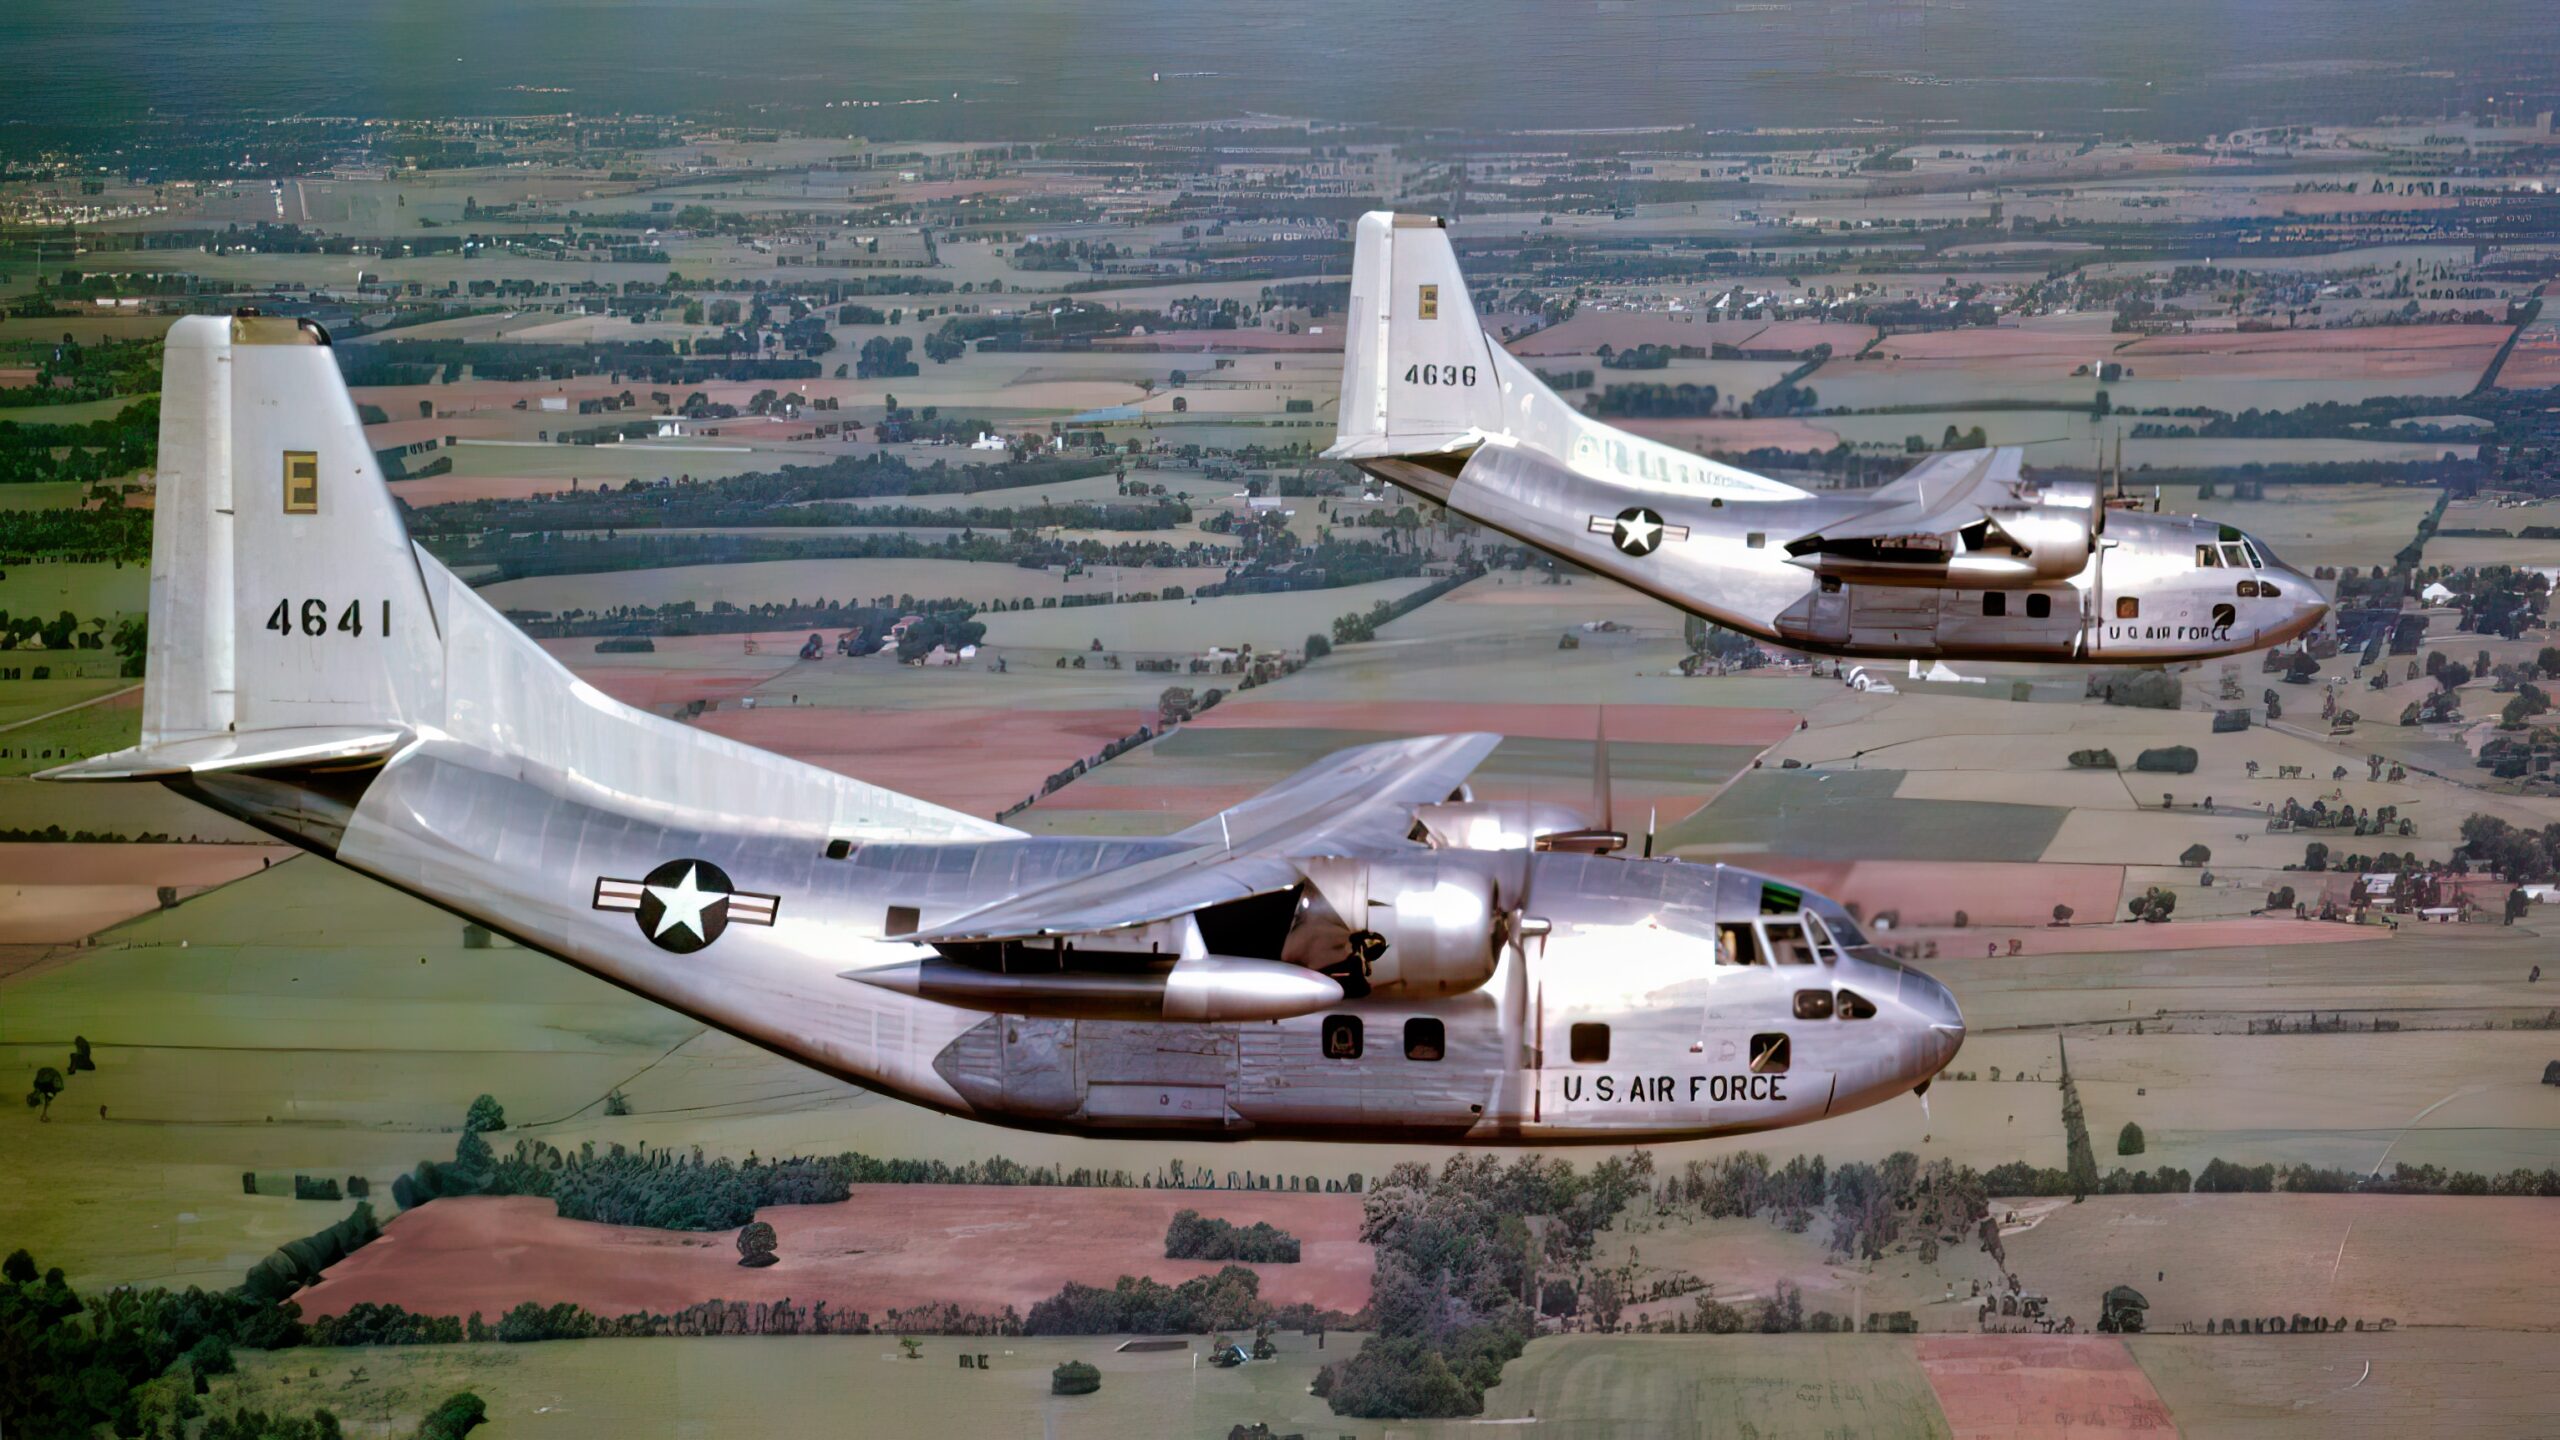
1404,364 -> 1477,387
266,599 -> 389,638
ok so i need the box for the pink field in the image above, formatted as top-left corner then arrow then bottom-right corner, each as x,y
1506,312 -> 1764,357
1914,1335 -> 2175,1439
694,705 -> 1148,816
0,842 -> 293,943
2496,326 -> 2560,389
2116,324 -> 2511,383
1750,860 -> 2125,931
1191,701 -> 1801,747
295,1188 -> 1373,1324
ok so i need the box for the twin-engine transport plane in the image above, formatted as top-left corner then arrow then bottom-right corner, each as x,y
42,315 -> 1961,1143
1327,212 -> 2329,664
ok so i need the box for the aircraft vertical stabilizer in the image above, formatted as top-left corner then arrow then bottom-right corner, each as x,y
1329,212 -> 1507,461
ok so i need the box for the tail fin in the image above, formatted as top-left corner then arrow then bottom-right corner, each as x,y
47,314 -> 440,778
1327,212 -> 1510,461
46,314 -> 1013,843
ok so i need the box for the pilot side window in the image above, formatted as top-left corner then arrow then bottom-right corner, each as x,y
1569,1023 -> 1611,1064
1981,592 -> 2006,618
1321,1015 -> 1364,1060
1793,990 -> 1834,1020
1750,1032 -> 1791,1074
1837,989 -> 1878,1020
1716,922 -> 1758,965
2116,596 -> 2140,620
1404,1018 -> 1446,1062
2196,544 -> 2221,568
2026,593 -> 2051,619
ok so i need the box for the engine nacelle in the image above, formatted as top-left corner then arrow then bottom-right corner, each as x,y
1945,505 -> 2096,587
1291,856 -> 1502,998
1414,799 -> 1617,853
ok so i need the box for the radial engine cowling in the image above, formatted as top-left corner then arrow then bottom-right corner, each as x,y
1291,856 -> 1502,998
1943,504 -> 2097,589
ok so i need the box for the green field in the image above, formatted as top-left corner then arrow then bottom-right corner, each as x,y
205,1331 -> 1955,1440
0,481 -> 91,511
0,558 -> 150,619
1660,768 -> 2070,862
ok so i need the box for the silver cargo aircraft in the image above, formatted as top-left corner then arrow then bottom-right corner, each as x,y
1327,212 -> 2328,663
43,314 -> 1962,1143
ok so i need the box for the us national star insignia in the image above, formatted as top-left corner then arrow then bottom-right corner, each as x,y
1589,507 -> 1689,558
593,858 -> 779,954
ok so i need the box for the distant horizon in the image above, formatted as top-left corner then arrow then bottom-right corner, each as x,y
5,0 -> 2555,146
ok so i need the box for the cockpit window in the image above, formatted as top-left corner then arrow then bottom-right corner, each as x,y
2221,542 -> 2248,569
1716,921 -> 1758,965
1760,917 -> 1817,965
2242,539 -> 2264,568
2195,543 -> 2222,568
1802,911 -> 1842,960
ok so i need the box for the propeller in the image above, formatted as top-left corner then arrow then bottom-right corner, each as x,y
1644,803 -> 1658,860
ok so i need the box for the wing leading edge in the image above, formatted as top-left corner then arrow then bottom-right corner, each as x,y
909,732 -> 1504,943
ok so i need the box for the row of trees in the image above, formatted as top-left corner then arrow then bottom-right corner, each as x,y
1163,1210 -> 1300,1264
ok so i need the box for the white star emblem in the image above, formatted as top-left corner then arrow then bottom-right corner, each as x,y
1614,512 -> 1663,553
645,864 -> 724,942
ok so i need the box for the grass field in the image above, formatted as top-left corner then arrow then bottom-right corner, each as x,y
0,558 -> 150,619
480,557 -> 1232,615
1660,768 -> 2072,862
0,481 -> 91,512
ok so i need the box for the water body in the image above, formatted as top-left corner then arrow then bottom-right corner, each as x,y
5,0 -> 2552,141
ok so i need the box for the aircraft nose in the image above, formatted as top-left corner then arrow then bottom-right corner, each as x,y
1905,968 -> 1965,1071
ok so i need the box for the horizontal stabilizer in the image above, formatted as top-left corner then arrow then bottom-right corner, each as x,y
37,726 -> 410,782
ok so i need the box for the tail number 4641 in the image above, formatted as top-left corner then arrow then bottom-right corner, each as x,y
266,599 -> 389,638
1404,364 -> 1477,387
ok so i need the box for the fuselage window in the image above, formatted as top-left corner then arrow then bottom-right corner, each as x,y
2195,544 -> 2221,568
2211,603 -> 2237,629
1761,918 -> 1817,965
2258,581 -> 2281,600
1404,1017 -> 1446,1062
825,838 -> 856,860
2116,596 -> 2140,620
2237,579 -> 2260,598
884,904 -> 920,937
1982,592 -> 2007,617
1322,1015 -> 1364,1060
2026,593 -> 2052,619
1716,922 -> 1759,965
1837,989 -> 1878,1020
1747,532 -> 1766,549
1793,989 -> 1835,1020
1750,1032 -> 1791,1074
1570,1022 -> 1611,1064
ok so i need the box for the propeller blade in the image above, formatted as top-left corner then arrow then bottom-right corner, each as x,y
1590,708 -> 1614,836
1644,804 -> 1658,860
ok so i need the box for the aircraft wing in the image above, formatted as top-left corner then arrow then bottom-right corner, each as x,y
1785,446 -> 2028,550
908,732 -> 1503,943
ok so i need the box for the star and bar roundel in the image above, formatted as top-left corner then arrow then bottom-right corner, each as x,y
1589,506 -> 1689,558
593,858 -> 779,954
